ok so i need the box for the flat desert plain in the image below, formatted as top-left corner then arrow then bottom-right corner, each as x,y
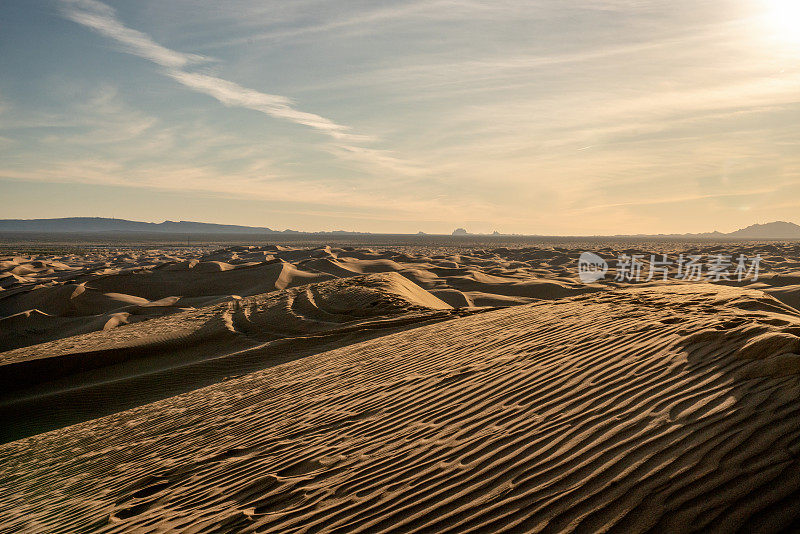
1,241 -> 800,533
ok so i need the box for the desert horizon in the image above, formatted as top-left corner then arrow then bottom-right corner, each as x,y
3,0 -> 800,532
2,217 -> 800,239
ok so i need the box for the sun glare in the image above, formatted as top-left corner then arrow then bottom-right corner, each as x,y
763,0 -> 800,44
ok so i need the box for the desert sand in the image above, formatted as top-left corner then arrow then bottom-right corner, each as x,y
1,241 -> 800,532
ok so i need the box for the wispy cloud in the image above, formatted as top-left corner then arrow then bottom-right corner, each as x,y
0,158 -> 480,225
59,0 -> 207,69
0,82 -> 451,224
574,188 -> 783,212
164,71 -> 364,142
58,0 -> 407,167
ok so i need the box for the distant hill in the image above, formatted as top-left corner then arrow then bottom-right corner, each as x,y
726,221 -> 800,239
2,217 -> 799,238
0,217 -> 277,234
611,221 -> 800,239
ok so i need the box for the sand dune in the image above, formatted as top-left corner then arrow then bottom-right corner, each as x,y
0,245 -> 603,353
1,242 -> 800,532
0,272 -> 463,442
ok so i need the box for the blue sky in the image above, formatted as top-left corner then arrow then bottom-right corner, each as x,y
1,0 -> 799,234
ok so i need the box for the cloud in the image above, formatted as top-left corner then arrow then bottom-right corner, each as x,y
164,71 -> 364,142
59,0 -> 207,68
573,188 -> 782,212
58,0 -> 405,168
0,158 -> 480,224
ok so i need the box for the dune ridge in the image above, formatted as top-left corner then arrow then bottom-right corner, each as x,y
0,244 -> 605,353
4,242 -> 799,353
0,272 -> 464,442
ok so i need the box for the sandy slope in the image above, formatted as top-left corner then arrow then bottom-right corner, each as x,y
1,243 -> 800,532
2,281 -> 800,532
0,273 -> 462,442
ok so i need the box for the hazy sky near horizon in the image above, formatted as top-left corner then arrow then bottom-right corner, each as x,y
1,0 -> 799,234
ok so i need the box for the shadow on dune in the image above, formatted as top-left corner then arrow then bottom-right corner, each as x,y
0,273 -> 477,443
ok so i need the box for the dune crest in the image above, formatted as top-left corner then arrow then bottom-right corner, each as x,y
0,272 -> 461,442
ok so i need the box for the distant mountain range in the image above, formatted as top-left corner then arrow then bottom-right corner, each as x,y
450,221 -> 800,239
0,217 -> 799,238
649,221 -> 800,239
597,221 -> 800,239
0,218 -> 280,234
724,221 -> 800,239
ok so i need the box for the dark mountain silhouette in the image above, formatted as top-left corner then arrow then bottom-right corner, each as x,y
0,217 -> 277,234
613,222 -> 800,239
725,221 -> 800,239
1,218 -> 798,238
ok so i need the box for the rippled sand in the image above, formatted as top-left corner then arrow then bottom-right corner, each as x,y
1,242 -> 799,532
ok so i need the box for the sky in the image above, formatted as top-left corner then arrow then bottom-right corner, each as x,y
1,0 -> 799,234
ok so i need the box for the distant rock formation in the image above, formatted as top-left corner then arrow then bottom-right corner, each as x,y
452,228 -> 468,236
